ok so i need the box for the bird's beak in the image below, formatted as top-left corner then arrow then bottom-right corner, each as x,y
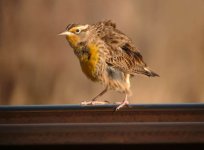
58,31 -> 72,36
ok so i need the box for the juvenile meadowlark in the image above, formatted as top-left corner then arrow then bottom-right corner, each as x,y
59,20 -> 159,110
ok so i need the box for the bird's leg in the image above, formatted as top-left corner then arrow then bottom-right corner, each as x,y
115,94 -> 129,111
81,87 -> 109,105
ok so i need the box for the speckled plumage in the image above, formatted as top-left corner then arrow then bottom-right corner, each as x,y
59,20 -> 159,110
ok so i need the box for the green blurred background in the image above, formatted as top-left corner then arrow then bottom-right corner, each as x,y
0,0 -> 204,105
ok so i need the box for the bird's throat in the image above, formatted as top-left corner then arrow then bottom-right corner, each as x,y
66,35 -> 79,48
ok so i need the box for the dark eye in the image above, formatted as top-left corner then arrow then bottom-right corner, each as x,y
75,29 -> 81,34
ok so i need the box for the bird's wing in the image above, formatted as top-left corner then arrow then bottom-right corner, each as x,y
92,20 -> 156,76
106,42 -> 150,76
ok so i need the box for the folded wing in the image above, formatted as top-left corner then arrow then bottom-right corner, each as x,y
93,20 -> 159,77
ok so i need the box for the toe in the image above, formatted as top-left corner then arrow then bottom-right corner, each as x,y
115,104 -> 124,111
81,101 -> 92,105
115,106 -> 121,111
92,100 -> 109,105
115,102 -> 129,111
81,100 -> 109,105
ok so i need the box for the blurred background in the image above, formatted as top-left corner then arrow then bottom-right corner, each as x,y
0,0 -> 204,105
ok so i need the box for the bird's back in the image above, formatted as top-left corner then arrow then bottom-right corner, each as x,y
89,20 -> 159,77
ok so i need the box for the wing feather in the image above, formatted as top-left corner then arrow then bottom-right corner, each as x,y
91,20 -> 152,76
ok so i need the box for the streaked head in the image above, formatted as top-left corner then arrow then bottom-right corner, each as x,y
59,24 -> 90,48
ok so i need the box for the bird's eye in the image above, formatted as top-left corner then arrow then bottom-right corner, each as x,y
75,29 -> 81,34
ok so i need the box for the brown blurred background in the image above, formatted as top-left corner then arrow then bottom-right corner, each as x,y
0,0 -> 204,105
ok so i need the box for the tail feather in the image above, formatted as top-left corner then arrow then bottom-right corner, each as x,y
144,67 -> 160,77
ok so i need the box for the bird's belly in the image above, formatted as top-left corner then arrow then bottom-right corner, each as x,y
106,67 -> 131,94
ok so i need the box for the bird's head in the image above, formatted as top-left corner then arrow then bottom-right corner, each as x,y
59,24 -> 90,48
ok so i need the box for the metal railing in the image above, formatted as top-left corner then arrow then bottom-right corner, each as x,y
0,104 -> 204,145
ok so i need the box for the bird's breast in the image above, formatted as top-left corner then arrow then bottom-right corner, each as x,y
79,43 -> 100,81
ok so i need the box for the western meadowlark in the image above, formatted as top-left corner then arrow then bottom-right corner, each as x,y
59,20 -> 159,110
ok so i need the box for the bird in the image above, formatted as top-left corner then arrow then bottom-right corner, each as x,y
59,20 -> 159,110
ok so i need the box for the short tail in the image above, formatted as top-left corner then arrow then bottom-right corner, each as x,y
144,67 -> 160,77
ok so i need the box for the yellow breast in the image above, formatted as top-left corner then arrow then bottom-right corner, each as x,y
80,43 -> 99,81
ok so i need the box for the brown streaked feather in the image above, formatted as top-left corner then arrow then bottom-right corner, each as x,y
91,20 -> 155,76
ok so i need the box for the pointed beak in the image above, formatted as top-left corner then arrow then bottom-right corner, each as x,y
58,31 -> 71,36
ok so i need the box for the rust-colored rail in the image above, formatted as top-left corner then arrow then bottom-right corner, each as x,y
0,104 -> 204,145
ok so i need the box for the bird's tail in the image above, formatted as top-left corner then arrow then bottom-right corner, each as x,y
144,67 -> 160,77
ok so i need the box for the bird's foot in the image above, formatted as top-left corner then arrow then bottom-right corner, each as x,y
115,100 -> 129,111
81,100 -> 109,105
